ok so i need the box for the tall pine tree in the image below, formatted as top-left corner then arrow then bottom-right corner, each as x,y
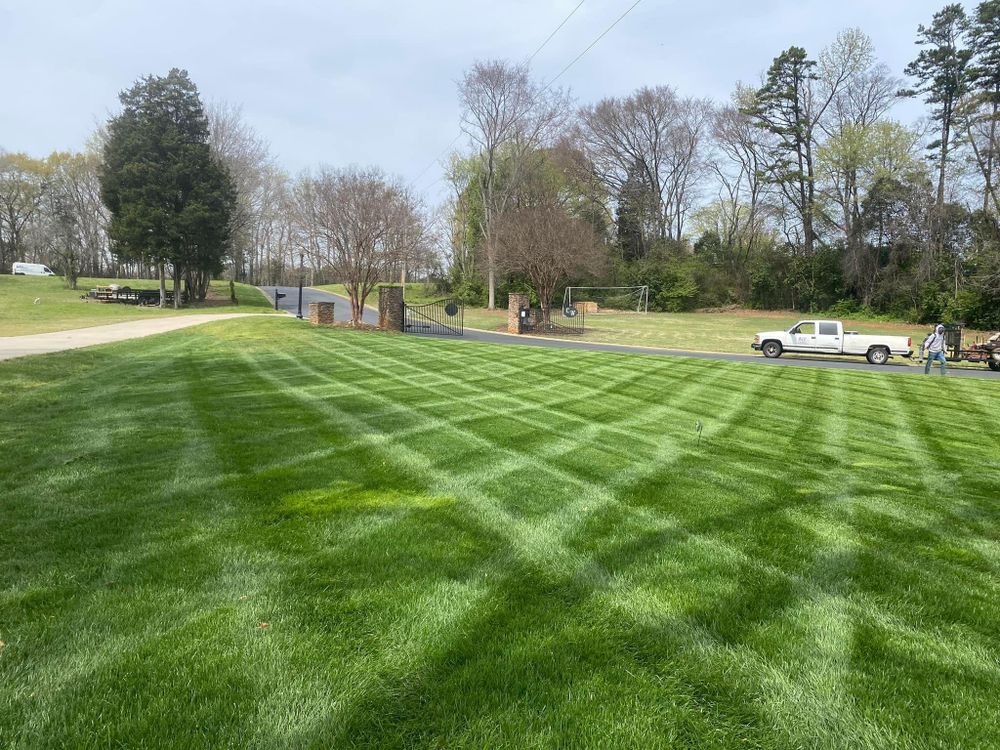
744,47 -> 819,256
966,0 -> 1000,213
901,5 -> 971,214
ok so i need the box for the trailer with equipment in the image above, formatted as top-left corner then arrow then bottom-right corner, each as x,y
84,285 -> 187,306
927,325 -> 1000,372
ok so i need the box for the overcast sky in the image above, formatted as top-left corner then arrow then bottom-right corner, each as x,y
1,0 -> 946,201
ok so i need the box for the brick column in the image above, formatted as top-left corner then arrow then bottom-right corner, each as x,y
308,301 -> 335,325
379,285 -> 404,331
508,292 -> 530,334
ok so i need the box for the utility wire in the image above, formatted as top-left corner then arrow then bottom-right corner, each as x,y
543,0 -> 643,90
526,0 -> 585,63
410,133 -> 463,188
414,0 -> 643,192
410,1 -> 588,189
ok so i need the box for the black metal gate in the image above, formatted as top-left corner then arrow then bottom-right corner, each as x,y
518,305 -> 585,335
404,299 -> 464,336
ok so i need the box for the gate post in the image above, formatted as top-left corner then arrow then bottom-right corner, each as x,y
379,285 -> 404,331
508,293 -> 529,334
308,301 -> 335,326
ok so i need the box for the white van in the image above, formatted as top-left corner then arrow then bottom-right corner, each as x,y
12,262 -> 56,276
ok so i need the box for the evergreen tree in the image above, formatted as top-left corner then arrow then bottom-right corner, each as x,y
614,165 -> 648,262
100,68 -> 235,306
744,47 -> 820,256
901,4 -> 971,213
966,0 -> 1000,212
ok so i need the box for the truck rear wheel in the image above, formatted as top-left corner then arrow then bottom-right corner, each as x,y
989,359 -> 1000,372
762,341 -> 782,359
866,347 -> 889,365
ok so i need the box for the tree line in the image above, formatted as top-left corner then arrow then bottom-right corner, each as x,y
0,68 -> 434,320
2,3 -> 998,327
445,3 -> 1000,329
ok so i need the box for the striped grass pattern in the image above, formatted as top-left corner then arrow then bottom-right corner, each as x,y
1,317 -> 998,748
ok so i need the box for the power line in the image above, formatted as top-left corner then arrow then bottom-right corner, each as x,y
410,133 -> 462,188
414,0 -> 644,193
526,0 -> 586,63
410,1 -> 588,190
543,0 -> 644,90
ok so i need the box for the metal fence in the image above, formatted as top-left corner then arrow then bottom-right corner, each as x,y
518,305 -> 585,335
403,299 -> 464,336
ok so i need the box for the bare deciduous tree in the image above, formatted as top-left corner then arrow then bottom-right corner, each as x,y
578,86 -> 711,247
208,101 -> 286,284
495,206 -> 604,322
300,166 -> 427,325
41,151 -> 109,287
710,89 -> 774,252
458,59 -> 571,309
817,29 -> 900,246
0,152 -> 48,271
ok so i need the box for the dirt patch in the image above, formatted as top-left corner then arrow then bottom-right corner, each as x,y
188,285 -> 234,307
696,306 -> 798,318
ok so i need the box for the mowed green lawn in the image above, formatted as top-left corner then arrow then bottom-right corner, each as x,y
2,318 -> 998,748
0,275 -> 275,335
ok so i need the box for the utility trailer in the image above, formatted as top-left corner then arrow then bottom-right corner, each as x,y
938,325 -> 1000,372
85,286 -> 187,306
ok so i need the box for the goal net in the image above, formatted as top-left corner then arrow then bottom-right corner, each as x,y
562,286 -> 649,314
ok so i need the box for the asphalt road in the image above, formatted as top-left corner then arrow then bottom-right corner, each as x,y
260,286 -> 998,380
263,285 -> 379,325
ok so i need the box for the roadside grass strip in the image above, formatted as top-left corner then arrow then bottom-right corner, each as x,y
1,317 -> 998,748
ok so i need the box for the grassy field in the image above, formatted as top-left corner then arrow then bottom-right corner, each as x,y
0,275 -> 275,335
311,284 -> 991,361
1,317 -> 998,748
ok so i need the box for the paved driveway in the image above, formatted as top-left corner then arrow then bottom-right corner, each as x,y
262,286 -> 380,325
273,286 -> 1000,380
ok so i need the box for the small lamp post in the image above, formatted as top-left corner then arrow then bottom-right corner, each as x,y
296,251 -> 304,319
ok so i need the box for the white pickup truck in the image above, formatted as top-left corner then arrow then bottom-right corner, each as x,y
752,319 -> 913,365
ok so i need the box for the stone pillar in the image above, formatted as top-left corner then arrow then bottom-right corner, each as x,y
308,301 -> 335,326
508,292 -> 530,334
379,285 -> 404,331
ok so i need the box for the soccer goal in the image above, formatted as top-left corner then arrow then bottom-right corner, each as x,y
562,286 -> 649,314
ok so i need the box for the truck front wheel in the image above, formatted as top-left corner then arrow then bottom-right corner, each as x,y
866,347 -> 889,365
762,341 -> 782,359
988,359 -> 1000,372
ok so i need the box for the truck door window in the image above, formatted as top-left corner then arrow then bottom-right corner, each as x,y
818,322 -> 838,336
794,323 -> 815,335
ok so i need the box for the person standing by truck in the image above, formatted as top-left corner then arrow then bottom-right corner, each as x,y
922,324 -> 948,375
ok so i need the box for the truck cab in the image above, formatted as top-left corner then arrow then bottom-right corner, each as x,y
785,320 -> 844,353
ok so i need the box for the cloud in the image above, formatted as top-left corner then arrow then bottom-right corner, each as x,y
0,0 -> 941,203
